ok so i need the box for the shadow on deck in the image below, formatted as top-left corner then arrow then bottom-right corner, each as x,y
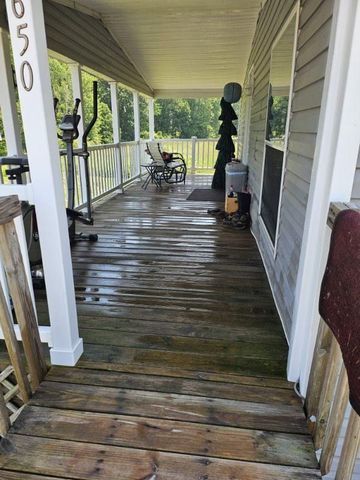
0,175 -> 320,479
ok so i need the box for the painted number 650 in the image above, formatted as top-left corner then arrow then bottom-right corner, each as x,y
11,0 -> 34,92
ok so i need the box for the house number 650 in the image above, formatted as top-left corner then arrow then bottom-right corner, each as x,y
11,0 -> 33,92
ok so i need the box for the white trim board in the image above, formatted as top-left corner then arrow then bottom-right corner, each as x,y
258,3 -> 300,257
240,65 -> 254,166
0,325 -> 52,346
250,226 -> 290,346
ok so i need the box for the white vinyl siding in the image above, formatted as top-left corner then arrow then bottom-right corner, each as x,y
243,0 -> 334,336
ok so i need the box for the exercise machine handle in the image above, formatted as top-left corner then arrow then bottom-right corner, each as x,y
53,98 -> 62,139
72,98 -> 81,140
82,81 -> 98,149
73,98 -> 81,115
53,97 -> 59,113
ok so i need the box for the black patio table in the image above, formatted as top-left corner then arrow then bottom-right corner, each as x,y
141,162 -> 163,189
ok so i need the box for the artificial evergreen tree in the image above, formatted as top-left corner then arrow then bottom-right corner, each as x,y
211,97 -> 238,190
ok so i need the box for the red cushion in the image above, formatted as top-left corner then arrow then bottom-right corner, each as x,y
319,209 -> 360,415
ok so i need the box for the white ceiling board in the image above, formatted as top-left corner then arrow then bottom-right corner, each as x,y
59,0 -> 262,93
0,1 -> 153,96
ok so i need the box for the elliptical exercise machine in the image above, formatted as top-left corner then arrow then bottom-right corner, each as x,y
56,81 -> 99,244
0,81 -> 99,287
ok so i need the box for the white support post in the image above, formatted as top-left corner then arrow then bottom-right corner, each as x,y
133,91 -> 141,177
287,0 -> 360,395
69,63 -> 88,206
6,0 -> 83,365
149,97 -> 155,141
110,82 -> 124,192
0,28 -> 35,311
191,136 -> 197,172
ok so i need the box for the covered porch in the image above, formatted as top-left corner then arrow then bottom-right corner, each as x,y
0,0 -> 359,478
0,175 -> 320,479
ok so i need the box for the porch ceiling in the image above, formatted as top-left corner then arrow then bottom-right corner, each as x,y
53,0 -> 262,98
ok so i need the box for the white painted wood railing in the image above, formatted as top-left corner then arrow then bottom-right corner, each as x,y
1,137 -> 240,209
60,143 -> 121,208
58,137 -> 236,208
120,141 -> 141,185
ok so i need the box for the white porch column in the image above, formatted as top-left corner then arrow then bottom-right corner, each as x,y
149,97 -> 155,141
287,0 -> 360,395
133,91 -> 140,142
110,82 -> 124,191
69,63 -> 88,206
0,28 -> 35,309
133,91 -> 141,176
5,0 -> 83,365
191,136 -> 197,172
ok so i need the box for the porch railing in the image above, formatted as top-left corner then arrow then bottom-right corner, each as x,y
60,143 -> 121,208
0,196 -> 47,435
58,137 -> 241,209
305,202 -> 360,480
2,137 -> 240,209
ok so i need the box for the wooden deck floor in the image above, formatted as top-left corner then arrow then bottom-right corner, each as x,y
0,176 -> 320,479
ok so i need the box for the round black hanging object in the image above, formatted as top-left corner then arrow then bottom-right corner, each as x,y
223,83 -> 242,104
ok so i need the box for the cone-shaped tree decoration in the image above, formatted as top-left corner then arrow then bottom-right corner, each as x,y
212,83 -> 242,191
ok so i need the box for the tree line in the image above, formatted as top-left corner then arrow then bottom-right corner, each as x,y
1,58 -> 223,155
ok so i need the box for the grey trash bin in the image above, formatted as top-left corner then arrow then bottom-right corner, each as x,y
225,162 -> 248,194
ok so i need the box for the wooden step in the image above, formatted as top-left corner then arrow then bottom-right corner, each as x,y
46,366 -> 299,404
12,405 -> 318,468
30,381 -> 308,434
0,434 -> 321,480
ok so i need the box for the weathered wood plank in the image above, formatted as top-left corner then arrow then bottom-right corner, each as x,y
0,196 -> 22,225
74,316 -> 285,345
0,434 -> 322,479
320,364 -> 349,475
0,221 -> 47,389
313,338 -> 342,449
335,408 -> 360,480
13,406 -> 318,468
79,328 -> 288,361
0,472 -> 67,480
305,321 -> 333,421
78,343 -> 287,378
30,381 -> 309,434
0,281 -> 32,403
0,389 -> 10,436
46,367 -> 300,405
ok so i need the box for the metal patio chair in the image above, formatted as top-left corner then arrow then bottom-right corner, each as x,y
142,142 -> 187,189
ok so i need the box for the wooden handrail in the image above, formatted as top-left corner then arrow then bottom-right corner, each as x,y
0,388 -> 10,436
0,283 -> 32,402
0,195 -> 47,435
305,204 -> 360,478
320,364 -> 349,474
307,320 -> 360,478
305,321 -> 333,423
336,409 -> 360,479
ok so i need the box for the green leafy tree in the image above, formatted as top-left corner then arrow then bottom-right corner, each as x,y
49,58 -> 74,126
154,98 -> 220,139
270,96 -> 289,138
155,99 -> 191,138
0,114 -> 6,156
117,86 -> 134,141
139,95 -> 149,138
1,57 -> 226,154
